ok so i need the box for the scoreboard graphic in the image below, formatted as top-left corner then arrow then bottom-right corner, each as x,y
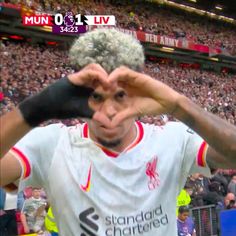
22,12 -> 116,34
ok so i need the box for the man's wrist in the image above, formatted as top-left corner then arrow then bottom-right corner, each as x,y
171,95 -> 192,122
18,92 -> 47,127
18,76 -> 94,127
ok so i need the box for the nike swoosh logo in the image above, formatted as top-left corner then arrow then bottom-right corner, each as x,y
80,164 -> 92,192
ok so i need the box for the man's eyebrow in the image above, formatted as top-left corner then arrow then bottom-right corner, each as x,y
115,88 -> 127,94
91,91 -> 103,96
115,90 -> 127,95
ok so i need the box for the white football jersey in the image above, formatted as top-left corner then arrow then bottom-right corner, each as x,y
11,121 -> 211,236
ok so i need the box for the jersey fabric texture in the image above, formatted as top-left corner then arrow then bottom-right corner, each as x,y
11,121 -> 211,236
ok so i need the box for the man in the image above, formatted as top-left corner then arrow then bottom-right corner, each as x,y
177,206 -> 196,236
176,183 -> 192,214
0,188 -> 18,236
224,193 -> 236,210
45,206 -> 59,236
0,28 -> 236,235
215,192 -> 236,234
20,187 -> 47,234
228,174 -> 236,196
210,169 -> 228,196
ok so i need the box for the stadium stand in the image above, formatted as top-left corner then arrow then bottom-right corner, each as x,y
0,1 -> 236,235
1,41 -> 235,125
5,0 -> 236,55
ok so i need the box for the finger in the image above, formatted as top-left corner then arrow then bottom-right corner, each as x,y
110,108 -> 138,128
116,81 -> 147,97
86,63 -> 108,76
69,62 -> 109,88
108,66 -> 135,85
83,69 -> 110,89
84,63 -> 110,89
109,67 -> 150,94
92,111 -> 113,128
109,70 -> 136,94
69,69 -> 110,90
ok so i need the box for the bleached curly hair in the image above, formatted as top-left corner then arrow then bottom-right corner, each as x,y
69,28 -> 145,73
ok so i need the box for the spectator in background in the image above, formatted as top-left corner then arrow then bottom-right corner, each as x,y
0,188 -> 18,236
45,206 -> 59,236
17,190 -> 25,211
223,193 -> 236,210
228,174 -> 236,196
177,183 -> 192,214
210,169 -> 228,197
20,187 -> 47,234
0,88 -> 4,102
187,174 -> 204,206
23,186 -> 33,199
187,173 -> 211,206
177,206 -> 196,236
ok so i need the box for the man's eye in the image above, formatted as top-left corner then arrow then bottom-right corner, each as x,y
90,93 -> 103,102
115,91 -> 127,101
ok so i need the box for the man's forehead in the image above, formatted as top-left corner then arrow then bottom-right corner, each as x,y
227,194 -> 235,200
93,85 -> 125,95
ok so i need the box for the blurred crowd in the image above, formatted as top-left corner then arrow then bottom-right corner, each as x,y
1,41 -> 235,125
182,172 -> 236,209
176,171 -> 236,235
1,172 -> 236,235
144,62 -> 236,125
5,0 -> 236,55
0,186 -> 56,235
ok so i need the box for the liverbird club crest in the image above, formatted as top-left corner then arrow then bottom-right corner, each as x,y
146,156 -> 160,190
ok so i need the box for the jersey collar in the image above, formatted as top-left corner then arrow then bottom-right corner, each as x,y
82,121 -> 144,158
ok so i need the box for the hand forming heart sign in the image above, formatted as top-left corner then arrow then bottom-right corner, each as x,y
69,63 -> 181,129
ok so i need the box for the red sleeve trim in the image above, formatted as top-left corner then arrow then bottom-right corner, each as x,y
126,121 -> 144,151
83,123 -> 88,138
197,141 -> 208,167
11,147 -> 31,178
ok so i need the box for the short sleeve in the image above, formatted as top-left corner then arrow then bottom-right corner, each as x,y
10,124 -> 63,191
21,199 -> 31,214
178,125 -> 212,191
184,132 -> 211,176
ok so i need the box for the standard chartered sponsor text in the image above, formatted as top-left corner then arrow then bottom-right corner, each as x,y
105,205 -> 168,235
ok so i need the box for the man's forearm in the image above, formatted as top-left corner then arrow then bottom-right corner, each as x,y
20,213 -> 27,226
173,95 -> 236,162
0,108 -> 32,157
20,213 -> 30,232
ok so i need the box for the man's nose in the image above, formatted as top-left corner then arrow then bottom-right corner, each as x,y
101,100 -> 117,120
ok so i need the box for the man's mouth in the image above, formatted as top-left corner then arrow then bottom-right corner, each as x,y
99,125 -> 119,134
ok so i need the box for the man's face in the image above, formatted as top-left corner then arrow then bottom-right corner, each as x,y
191,173 -> 200,179
88,85 -> 135,148
225,193 -> 236,206
178,212 -> 189,222
232,175 -> 236,183
186,187 -> 193,196
32,189 -> 41,199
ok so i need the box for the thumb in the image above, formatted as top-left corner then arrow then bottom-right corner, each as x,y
92,111 -> 113,128
110,108 -> 138,128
